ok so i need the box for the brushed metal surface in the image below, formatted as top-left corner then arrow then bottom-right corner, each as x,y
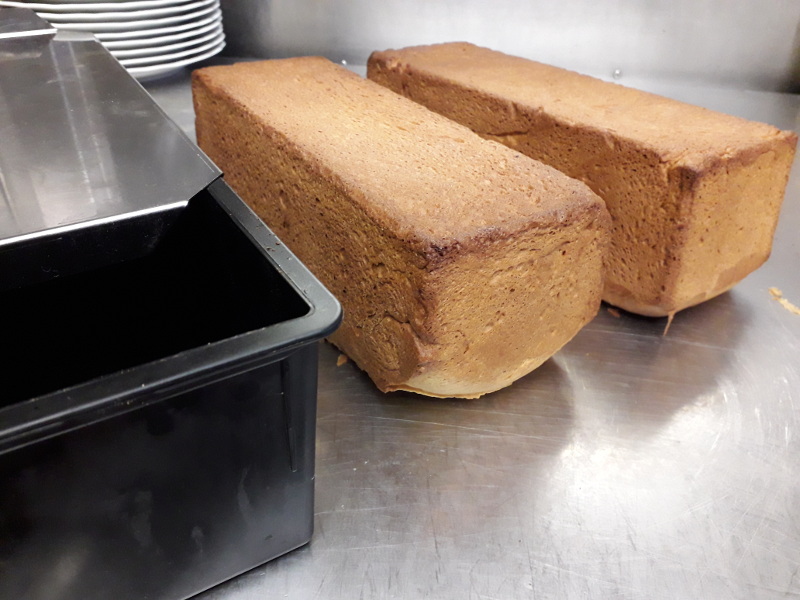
145,68 -> 800,600
0,29 -> 219,247
217,0 -> 800,92
0,6 -> 54,39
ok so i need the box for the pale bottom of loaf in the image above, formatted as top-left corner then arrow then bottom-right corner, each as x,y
331,331 -> 562,399
605,251 -> 766,317
390,355 -> 551,398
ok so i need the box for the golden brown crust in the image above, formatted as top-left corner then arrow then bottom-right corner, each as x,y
193,57 -> 610,397
368,42 -> 797,316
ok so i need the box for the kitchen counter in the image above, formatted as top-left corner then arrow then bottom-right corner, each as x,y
143,65 -> 800,599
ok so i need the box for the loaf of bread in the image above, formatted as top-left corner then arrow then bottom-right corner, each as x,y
368,42 -> 798,317
192,57 -> 610,398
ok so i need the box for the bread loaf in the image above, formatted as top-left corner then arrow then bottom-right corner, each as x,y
192,57 -> 609,398
368,42 -> 797,317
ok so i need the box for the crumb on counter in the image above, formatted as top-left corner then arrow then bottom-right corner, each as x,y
662,311 -> 676,336
769,287 -> 800,315
336,353 -> 349,367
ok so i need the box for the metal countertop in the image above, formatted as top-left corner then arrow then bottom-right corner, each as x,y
144,66 -> 800,600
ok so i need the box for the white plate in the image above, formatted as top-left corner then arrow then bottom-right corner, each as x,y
102,16 -> 220,50
36,0 -> 214,22
127,37 -> 223,78
43,1 -> 217,31
110,27 -> 221,59
16,0 -> 184,5
118,30 -> 222,66
92,7 -> 219,39
0,0 -> 193,13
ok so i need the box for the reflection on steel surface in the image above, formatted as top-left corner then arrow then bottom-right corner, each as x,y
0,6 -> 54,40
218,0 -> 800,92
0,30 -> 219,247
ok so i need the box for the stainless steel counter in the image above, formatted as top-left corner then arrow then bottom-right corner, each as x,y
144,66 -> 800,599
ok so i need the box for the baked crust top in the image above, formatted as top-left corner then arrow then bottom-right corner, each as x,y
369,42 -> 795,170
193,56 -> 604,253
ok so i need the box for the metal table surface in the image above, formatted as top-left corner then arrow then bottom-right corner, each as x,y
144,66 -> 800,600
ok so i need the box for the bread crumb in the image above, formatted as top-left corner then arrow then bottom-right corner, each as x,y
662,311 -> 676,336
769,287 -> 800,316
607,307 -> 621,318
336,353 -> 349,367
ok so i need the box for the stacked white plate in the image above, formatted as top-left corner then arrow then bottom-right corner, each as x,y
0,0 -> 225,78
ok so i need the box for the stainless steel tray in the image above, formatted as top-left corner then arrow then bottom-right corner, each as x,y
145,67 -> 800,600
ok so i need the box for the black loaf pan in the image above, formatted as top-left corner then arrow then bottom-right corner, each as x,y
0,178 -> 342,600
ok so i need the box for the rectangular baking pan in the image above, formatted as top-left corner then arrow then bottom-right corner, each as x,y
0,178 -> 341,600
0,16 -> 341,599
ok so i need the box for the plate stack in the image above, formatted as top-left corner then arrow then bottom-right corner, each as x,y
0,0 -> 225,78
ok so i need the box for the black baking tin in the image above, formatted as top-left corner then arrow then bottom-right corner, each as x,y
0,178 -> 342,599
